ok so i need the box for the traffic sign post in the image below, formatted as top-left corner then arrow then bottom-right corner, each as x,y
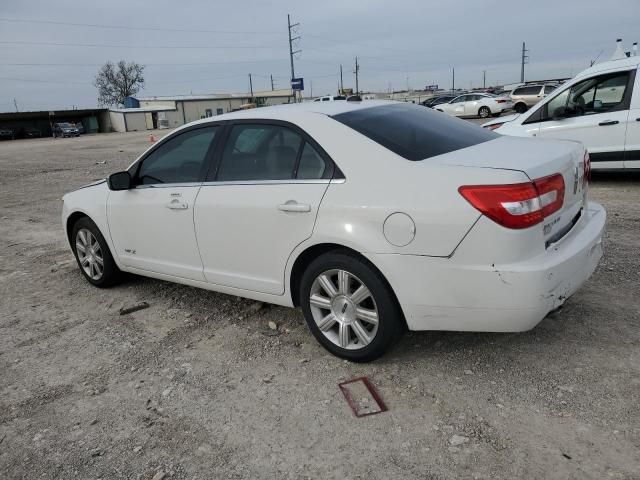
291,78 -> 304,91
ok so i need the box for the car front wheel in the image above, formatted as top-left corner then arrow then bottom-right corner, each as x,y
71,217 -> 122,287
300,252 -> 403,362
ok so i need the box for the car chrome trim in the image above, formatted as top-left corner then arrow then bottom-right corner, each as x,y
200,179 -> 331,187
134,182 -> 202,189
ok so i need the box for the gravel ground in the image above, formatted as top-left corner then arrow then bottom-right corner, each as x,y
0,130 -> 639,480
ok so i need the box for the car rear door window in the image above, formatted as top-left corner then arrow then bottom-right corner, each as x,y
333,103 -> 497,161
136,126 -> 218,185
216,124 -> 303,181
296,142 -> 326,179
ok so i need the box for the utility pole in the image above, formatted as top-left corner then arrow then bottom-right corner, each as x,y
354,56 -> 360,94
520,42 -> 528,82
270,74 -> 274,91
248,73 -> 253,97
13,98 -> 18,112
340,64 -> 344,94
452,67 -> 455,92
287,14 -> 301,102
483,70 -> 486,88
310,80 -> 313,98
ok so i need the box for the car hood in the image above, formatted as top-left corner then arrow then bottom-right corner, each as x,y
482,113 -> 520,127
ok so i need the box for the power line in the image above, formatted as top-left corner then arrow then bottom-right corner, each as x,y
0,17 -> 280,35
0,40 -> 282,50
1,60 -> 291,67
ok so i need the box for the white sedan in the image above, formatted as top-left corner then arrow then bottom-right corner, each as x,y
434,93 -> 513,118
62,101 -> 605,361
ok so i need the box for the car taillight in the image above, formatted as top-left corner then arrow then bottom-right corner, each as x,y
458,173 -> 565,229
484,123 -> 504,131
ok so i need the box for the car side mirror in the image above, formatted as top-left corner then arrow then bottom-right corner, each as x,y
108,171 -> 132,191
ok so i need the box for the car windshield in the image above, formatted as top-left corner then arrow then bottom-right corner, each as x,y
332,103 -> 497,161
58,123 -> 71,128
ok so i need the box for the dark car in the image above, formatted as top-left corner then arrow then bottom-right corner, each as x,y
421,95 -> 458,108
22,127 -> 42,138
53,122 -> 79,138
0,127 -> 16,140
74,122 -> 85,134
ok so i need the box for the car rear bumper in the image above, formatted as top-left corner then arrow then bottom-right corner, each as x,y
365,201 -> 606,332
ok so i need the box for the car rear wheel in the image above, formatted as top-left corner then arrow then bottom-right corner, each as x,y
514,103 -> 527,114
478,106 -> 491,118
71,217 -> 122,287
299,251 -> 403,362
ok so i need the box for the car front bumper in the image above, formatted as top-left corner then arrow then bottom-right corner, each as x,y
365,201 -> 606,332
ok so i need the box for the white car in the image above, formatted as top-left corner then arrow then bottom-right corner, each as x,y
313,95 -> 347,102
62,101 -> 605,361
483,55 -> 640,170
434,93 -> 513,118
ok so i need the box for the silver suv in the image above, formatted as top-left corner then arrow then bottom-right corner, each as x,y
510,84 -> 556,113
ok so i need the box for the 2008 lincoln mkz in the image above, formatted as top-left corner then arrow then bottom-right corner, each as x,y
62,101 -> 605,361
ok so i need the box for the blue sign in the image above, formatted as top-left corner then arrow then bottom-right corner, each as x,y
291,77 -> 304,91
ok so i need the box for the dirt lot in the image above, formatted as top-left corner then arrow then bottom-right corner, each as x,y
1,130 -> 639,480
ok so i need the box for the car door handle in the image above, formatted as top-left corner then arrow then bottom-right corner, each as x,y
166,198 -> 188,210
598,120 -> 619,126
277,201 -> 311,213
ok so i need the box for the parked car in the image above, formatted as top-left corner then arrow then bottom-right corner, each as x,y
313,95 -> 347,102
62,101 -> 604,361
53,122 -> 79,138
421,95 -> 458,108
509,84 -> 557,113
483,55 -> 639,170
433,93 -> 513,118
74,122 -> 85,134
0,127 -> 16,140
22,127 -> 42,138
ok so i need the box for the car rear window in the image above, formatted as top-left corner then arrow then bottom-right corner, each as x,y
332,103 -> 497,161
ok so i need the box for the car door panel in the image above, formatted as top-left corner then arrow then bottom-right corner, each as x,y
106,125 -> 219,281
108,185 -> 205,280
195,182 -> 328,294
194,122 -> 332,295
535,69 -> 633,169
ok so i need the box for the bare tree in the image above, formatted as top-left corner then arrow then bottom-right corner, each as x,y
94,60 -> 145,107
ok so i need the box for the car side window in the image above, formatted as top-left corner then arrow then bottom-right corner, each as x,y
544,85 -> 556,95
216,124 -> 303,181
136,126 -> 217,185
544,71 -> 631,119
452,96 -> 466,103
296,142 -> 326,179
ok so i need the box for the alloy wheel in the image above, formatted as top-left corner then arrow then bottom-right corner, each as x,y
309,269 -> 379,350
75,228 -> 104,281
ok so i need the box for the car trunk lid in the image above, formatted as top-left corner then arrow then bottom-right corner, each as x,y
437,136 -> 587,245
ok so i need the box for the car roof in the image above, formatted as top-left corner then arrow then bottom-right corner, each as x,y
576,56 -> 640,79
186,99 -> 400,127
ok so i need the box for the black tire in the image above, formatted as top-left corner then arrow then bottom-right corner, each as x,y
514,103 -> 528,114
478,106 -> 491,118
491,113 -> 501,118
299,251 -> 404,362
71,217 -> 122,288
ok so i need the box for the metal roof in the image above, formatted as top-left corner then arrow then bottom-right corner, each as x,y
109,106 -> 176,113
136,89 -> 293,102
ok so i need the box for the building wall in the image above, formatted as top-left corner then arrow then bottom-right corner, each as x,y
124,112 -> 148,131
182,99 -> 245,122
109,111 -> 127,133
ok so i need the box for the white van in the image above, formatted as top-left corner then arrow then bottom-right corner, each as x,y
483,55 -> 640,170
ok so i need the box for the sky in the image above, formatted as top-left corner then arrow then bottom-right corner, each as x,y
0,0 -> 639,112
